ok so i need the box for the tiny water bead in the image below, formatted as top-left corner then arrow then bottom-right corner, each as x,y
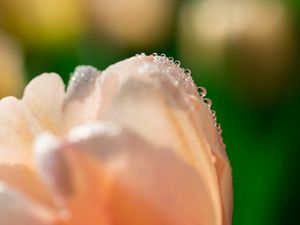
204,98 -> 212,108
168,57 -> 174,62
211,110 -> 216,119
217,123 -> 222,134
198,87 -> 207,97
174,60 -> 181,67
184,69 -> 192,78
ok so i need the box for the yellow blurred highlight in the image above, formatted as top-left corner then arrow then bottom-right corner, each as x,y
85,0 -> 175,48
0,31 -> 24,98
0,0 -> 85,48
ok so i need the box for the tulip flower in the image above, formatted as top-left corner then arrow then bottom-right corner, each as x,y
0,31 -> 24,98
0,54 -> 232,225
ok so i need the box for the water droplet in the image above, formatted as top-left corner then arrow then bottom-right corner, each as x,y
168,57 -> 174,62
198,87 -> 207,97
160,53 -> 166,58
140,53 -> 146,57
217,123 -> 222,134
174,60 -> 181,66
211,110 -> 216,119
204,98 -> 212,107
184,69 -> 191,76
153,53 -> 158,57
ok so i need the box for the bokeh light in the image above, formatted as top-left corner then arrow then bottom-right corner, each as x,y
0,30 -> 24,98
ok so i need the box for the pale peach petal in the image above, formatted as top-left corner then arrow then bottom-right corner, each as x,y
0,164 -> 53,206
0,97 -> 53,205
34,122 -> 216,225
34,129 -> 113,225
0,184 -> 56,225
63,66 -> 102,131
96,54 -> 230,224
23,73 -> 65,135
34,132 -> 74,201
0,96 -> 38,166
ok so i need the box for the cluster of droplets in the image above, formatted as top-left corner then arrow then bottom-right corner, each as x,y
68,66 -> 99,93
150,52 -> 222,134
198,87 -> 222,134
152,53 -> 193,83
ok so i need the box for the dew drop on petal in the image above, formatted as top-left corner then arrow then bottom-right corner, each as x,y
198,86 -> 207,97
184,69 -> 191,76
168,57 -> 174,62
211,110 -> 217,120
204,98 -> 212,108
217,123 -> 222,134
174,60 -> 181,66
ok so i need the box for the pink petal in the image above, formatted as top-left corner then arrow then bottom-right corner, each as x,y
23,73 -> 65,135
63,66 -> 102,131
0,184 -> 56,225
96,54 -> 231,224
0,97 -> 37,166
0,97 -> 53,204
34,122 -> 217,225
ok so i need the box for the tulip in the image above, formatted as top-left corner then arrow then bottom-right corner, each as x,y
0,31 -> 24,98
0,54 -> 232,225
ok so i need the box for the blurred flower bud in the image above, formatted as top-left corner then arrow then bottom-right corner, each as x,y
0,31 -> 24,98
0,0 -> 84,48
179,0 -> 297,105
85,0 -> 176,48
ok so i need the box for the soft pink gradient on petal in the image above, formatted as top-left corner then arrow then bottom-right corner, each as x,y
34,122 -> 216,225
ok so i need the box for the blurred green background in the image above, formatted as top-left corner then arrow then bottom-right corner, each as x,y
0,0 -> 299,224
